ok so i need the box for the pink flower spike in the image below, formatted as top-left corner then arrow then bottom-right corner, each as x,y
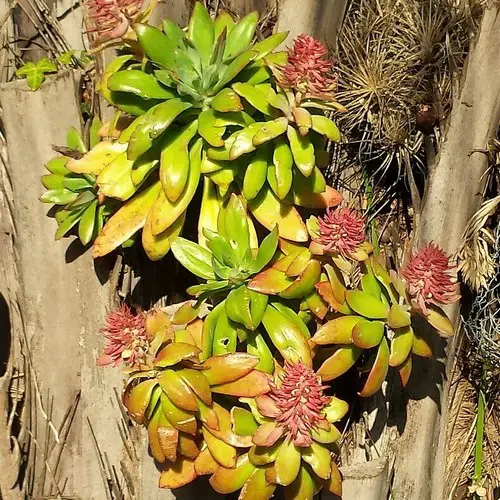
279,34 -> 337,99
268,362 -> 331,447
84,0 -> 143,42
401,243 -> 460,315
315,207 -> 366,259
97,304 -> 150,369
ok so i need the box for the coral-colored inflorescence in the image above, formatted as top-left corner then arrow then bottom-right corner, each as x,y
402,242 -> 459,315
316,207 -> 366,258
279,34 -> 337,99
85,0 -> 143,41
268,362 -> 331,447
97,304 -> 150,368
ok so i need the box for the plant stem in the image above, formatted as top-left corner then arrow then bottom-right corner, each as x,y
473,387 -> 486,489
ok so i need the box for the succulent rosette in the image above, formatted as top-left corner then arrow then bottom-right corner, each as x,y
108,304 -> 270,489
205,361 -> 347,499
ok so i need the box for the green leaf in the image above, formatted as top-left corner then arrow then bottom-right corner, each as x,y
78,199 -> 98,245
345,290 -> 389,319
89,116 -> 102,149
171,237 -> 216,280
203,228 -> 236,267
214,50 -> 257,92
54,205 -> 89,240
162,19 -> 186,47
39,188 -> 78,205
249,225 -> 279,274
107,70 -> 176,99
220,194 -> 250,262
214,11 -> 235,40
223,11 -> 259,60
36,58 -> 57,73
252,32 -> 288,59
16,58 -> 57,91
188,2 -> 214,66
66,127 -> 86,153
134,24 -> 177,70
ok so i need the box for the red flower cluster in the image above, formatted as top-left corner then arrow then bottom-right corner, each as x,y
316,207 -> 366,258
402,243 -> 459,315
262,362 -> 331,447
85,0 -> 143,41
279,34 -> 337,99
97,304 -> 150,369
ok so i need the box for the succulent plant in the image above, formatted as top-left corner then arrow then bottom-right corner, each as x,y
40,121 -> 120,246
205,361 -> 347,499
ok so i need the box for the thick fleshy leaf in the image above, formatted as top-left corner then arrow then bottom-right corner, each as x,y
157,412 -> 180,462
221,193 -> 251,260
212,370 -> 270,397
315,281 -> 351,315
142,209 -> 185,261
248,268 -> 295,294
195,396 -> 219,430
275,439 -> 301,486
66,141 -> 127,175
188,2 -> 214,65
426,305 -> 454,337
305,291 -> 329,320
311,423 -> 341,444
209,454 -> 256,494
294,183 -> 343,210
226,285 -> 253,330
212,307 -> 237,355
202,427 -> 237,468
279,259 -> 321,300
389,326 -> 414,367
194,447 -> 220,475
412,331 -> 432,358
253,117 -> 288,145
247,331 -> 275,373
171,302 -> 200,325
261,304 -> 313,366
359,338 -> 390,397
92,181 -> 162,257
398,354 -> 413,387
324,263 -> 347,303
323,396 -> 349,423
208,402 -> 252,448
387,304 -> 412,329
285,465 -> 315,500
178,433 -> 200,460
160,393 -> 197,435
211,88 -> 243,112
317,346 -> 362,381
155,342 -> 201,367
171,237 -> 216,280
201,353 -> 259,385
351,319 -> 385,349
107,70 -> 176,99
177,368 -> 212,405
311,115 -> 341,141
312,316 -> 362,345
248,441 -> 282,465
157,370 -> 198,412
231,407 -> 259,436
345,290 -> 389,319
249,226 -> 279,274
252,422 -> 284,447
224,11 -> 258,59
287,126 -> 315,177
255,395 -> 279,418
147,408 -> 166,463
301,442 -> 332,480
247,185 -> 308,242
158,458 -> 197,489
239,466 -> 277,500
123,379 -> 157,424
325,462 -> 343,496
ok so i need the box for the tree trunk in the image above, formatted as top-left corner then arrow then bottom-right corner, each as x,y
392,5 -> 500,499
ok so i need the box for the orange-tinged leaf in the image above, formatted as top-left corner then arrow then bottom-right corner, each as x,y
345,290 -> 389,319
157,412 -> 179,462
325,462 -> 343,496
92,181 -> 162,257
172,302 -> 200,325
248,268 -> 295,294
272,253 -> 296,272
202,426 -> 237,468
159,458 -> 197,489
123,379 -> 158,424
195,396 -> 219,430
201,353 -> 259,385
178,433 -> 200,460
158,370 -> 198,412
194,447 -> 219,475
212,370 -> 271,397
186,318 -> 204,350
160,393 -> 197,435
398,354 -> 412,387
147,408 -> 166,463
177,368 -> 212,405
284,465 -> 314,500
315,281 -> 351,314
305,291 -> 329,320
301,442 -> 332,480
275,439 -> 301,486
247,186 -> 308,242
279,260 -> 321,299
312,316 -> 361,345
352,319 -> 385,349
155,342 -> 201,367
252,422 -> 284,447
387,303 -> 412,329
239,467 -> 277,500
324,263 -> 347,303
208,402 -> 253,448
294,185 -> 344,209
359,338 -> 389,397
311,423 -> 341,444
317,346 -> 362,381
279,238 -> 307,256
286,250 -> 312,277
209,454 -> 256,494
145,308 -> 172,340
67,140 -> 127,175
426,305 -> 454,337
389,326 -> 414,367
